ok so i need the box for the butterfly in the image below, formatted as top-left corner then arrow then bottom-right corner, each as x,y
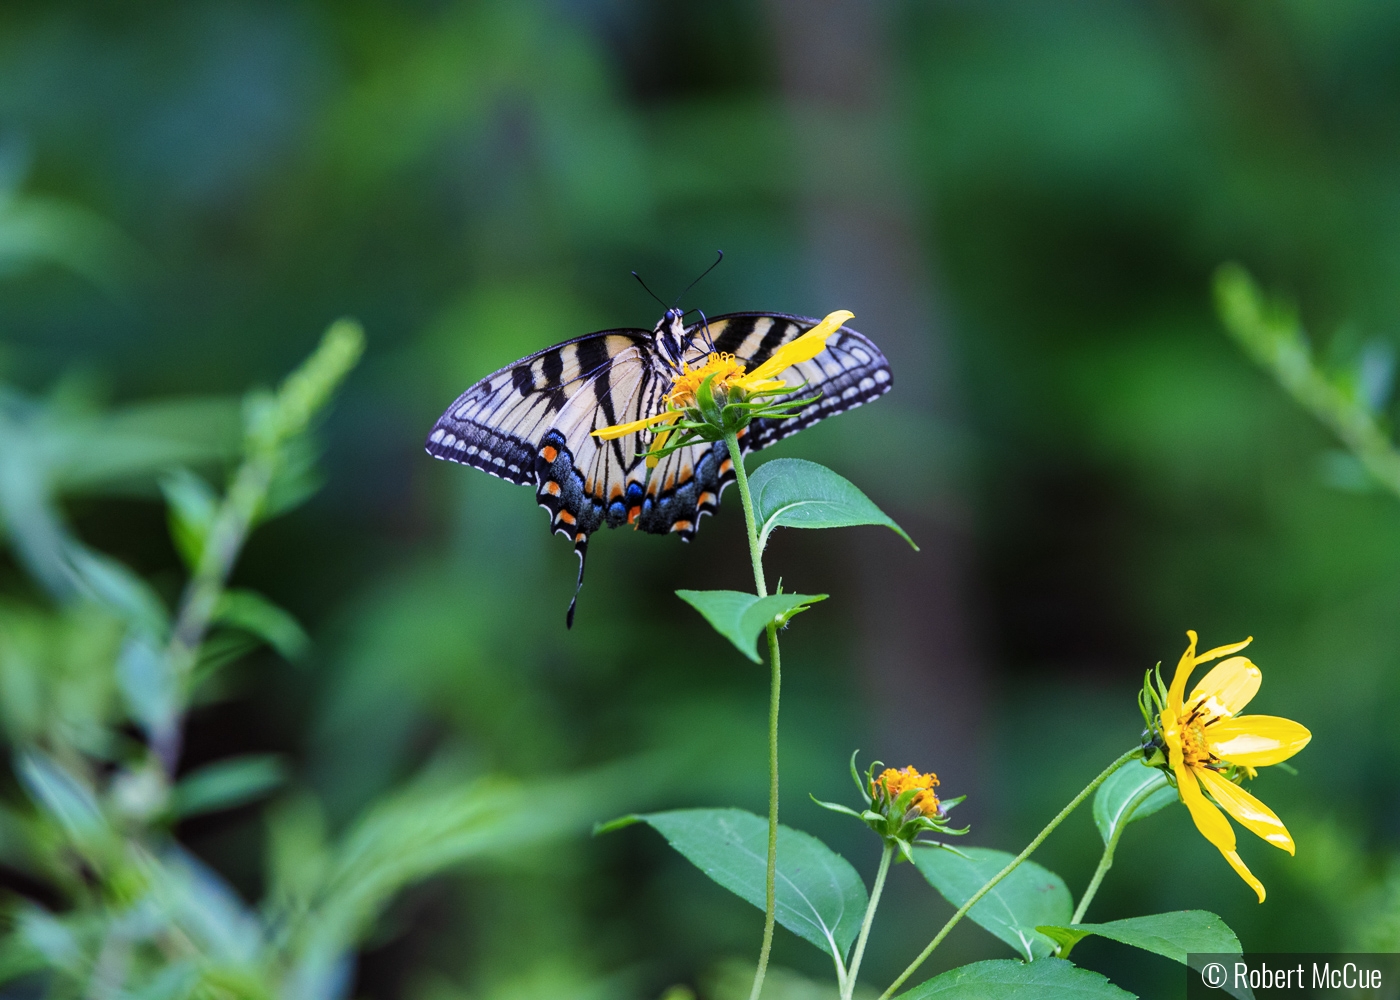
425,308 -> 892,625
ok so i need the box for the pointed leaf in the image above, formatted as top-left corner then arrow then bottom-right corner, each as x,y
675,589 -> 826,663
1037,911 -> 1246,999
624,808 -> 867,961
214,589 -> 310,661
172,755 -> 287,819
116,633 -> 178,739
159,469 -> 218,569
897,958 -> 1133,999
1092,762 -> 1175,845
912,845 -> 1071,960
748,458 -> 916,550
15,750 -> 108,850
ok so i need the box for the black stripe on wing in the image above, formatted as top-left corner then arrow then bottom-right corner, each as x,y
689,312 -> 893,452
425,329 -> 652,485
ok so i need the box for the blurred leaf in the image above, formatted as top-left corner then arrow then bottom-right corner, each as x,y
607,808 -> 867,961
704,958 -> 872,1000
1092,763 -> 1175,846
172,755 -> 287,819
747,458 -> 916,551
0,192 -> 144,293
675,590 -> 826,663
214,590 -> 310,662
116,634 -> 177,740
15,750 -> 107,849
912,846 -> 1071,961
140,846 -> 264,964
1036,912 -> 1246,998
897,958 -> 1133,999
259,432 -> 323,522
64,545 -> 169,639
160,469 -> 219,569
46,399 -> 242,496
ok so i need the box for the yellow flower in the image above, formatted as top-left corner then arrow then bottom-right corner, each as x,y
1160,631 -> 1311,902
873,766 -> 941,818
591,310 -> 853,449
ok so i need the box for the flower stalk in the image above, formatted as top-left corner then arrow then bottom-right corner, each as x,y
725,427 -> 783,1000
842,842 -> 894,1000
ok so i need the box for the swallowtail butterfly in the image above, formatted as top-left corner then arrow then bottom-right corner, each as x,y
425,309 -> 892,625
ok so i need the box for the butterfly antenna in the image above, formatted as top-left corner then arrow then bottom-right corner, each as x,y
632,271 -> 667,309
673,250 -> 724,308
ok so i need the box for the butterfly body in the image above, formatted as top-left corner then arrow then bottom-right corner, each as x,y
427,310 -> 891,623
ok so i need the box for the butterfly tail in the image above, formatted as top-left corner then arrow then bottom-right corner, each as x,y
565,533 -> 589,628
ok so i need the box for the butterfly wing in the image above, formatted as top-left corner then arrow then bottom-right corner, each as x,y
693,312 -> 893,451
425,329 -> 652,483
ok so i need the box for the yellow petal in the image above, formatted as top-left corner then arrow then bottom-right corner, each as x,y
1207,715 -> 1312,767
1166,630 -> 1199,717
1175,759 -> 1235,855
1197,767 -> 1295,855
592,410 -> 680,440
645,426 -> 674,469
1187,656 -> 1261,721
746,310 -> 853,381
1176,761 -> 1266,901
1194,635 -> 1253,665
1222,849 -> 1266,903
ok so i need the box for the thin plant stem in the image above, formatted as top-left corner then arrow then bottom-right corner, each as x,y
878,748 -> 1140,1000
1071,810 -> 1128,924
725,430 -> 780,1000
842,842 -> 895,1000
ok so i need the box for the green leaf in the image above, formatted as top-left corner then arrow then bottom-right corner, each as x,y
1037,911 -> 1246,999
160,468 -> 218,569
116,633 -> 178,738
213,589 -> 311,661
897,958 -> 1133,999
620,808 -> 867,961
675,589 -> 826,663
912,846 -> 1071,960
1039,908 -> 1241,960
15,750 -> 108,848
171,755 -> 287,819
1092,762 -> 1175,845
747,458 -> 916,550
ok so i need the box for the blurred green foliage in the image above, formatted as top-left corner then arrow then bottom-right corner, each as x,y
1,1 -> 1400,998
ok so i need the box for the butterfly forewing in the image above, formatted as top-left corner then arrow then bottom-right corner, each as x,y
426,330 -> 651,484
691,313 -> 892,450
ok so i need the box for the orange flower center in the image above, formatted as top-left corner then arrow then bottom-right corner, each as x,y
873,766 -> 941,817
666,353 -> 746,408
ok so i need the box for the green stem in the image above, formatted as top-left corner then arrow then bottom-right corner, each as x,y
843,842 -> 895,1000
726,430 -> 780,1000
878,748 -> 1140,1000
1071,815 -> 1126,925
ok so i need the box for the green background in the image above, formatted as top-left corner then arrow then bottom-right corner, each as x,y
1,2 -> 1396,997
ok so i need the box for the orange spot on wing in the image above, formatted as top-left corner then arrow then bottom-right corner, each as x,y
627,506 -> 641,525
719,458 -> 733,474
698,491 -> 716,507
663,472 -> 676,491
558,511 -> 576,525
610,482 -> 624,500
670,520 -> 693,533
575,531 -> 587,542
543,481 -> 561,496
540,445 -> 558,463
